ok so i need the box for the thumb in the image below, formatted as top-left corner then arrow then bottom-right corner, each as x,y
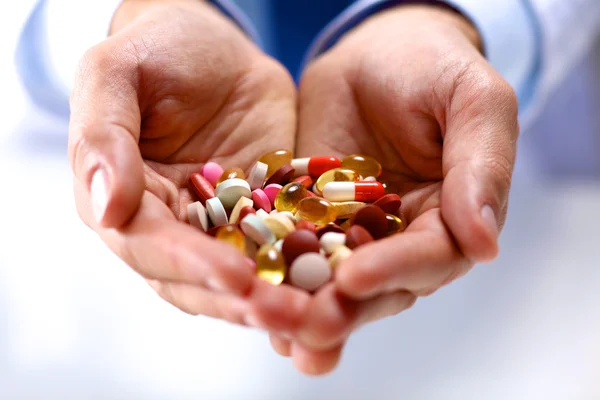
68,41 -> 145,229
441,70 -> 519,263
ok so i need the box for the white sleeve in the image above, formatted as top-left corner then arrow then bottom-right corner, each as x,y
15,0 -> 123,117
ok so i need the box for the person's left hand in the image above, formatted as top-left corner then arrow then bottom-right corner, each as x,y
269,4 -> 520,375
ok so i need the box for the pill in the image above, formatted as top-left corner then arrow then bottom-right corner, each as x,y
240,214 -> 276,245
306,190 -> 318,198
362,176 -> 377,182
385,214 -> 405,235
270,209 -> 279,216
215,225 -> 246,253
187,201 -> 209,232
289,253 -> 332,292
345,225 -> 375,249
215,178 -> 252,209
320,232 -> 346,254
200,162 -> 224,187
256,209 -> 269,219
312,182 -> 322,196
228,196 -> 254,225
350,205 -> 387,239
315,223 -> 345,238
264,164 -> 295,186
274,213 -> 296,232
281,229 -> 320,266
373,194 -> 402,215
274,239 -> 284,252
263,216 -> 294,240
291,156 -> 341,178
255,244 -> 287,285
263,184 -> 283,207
217,167 -> 246,185
258,149 -> 293,179
252,189 -> 272,212
247,161 -> 269,190
295,220 -> 316,233
315,168 -> 360,193
328,245 -> 353,269
323,181 -> 385,202
274,182 -> 307,213
331,201 -> 365,219
238,206 -> 256,223
189,173 -> 215,205
341,154 -> 382,178
339,219 -> 352,231
245,235 -> 258,259
277,211 -> 296,225
292,175 -> 314,189
297,197 -> 337,225
206,197 -> 228,226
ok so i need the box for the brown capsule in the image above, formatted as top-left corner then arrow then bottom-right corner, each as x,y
345,225 -> 375,249
265,164 -> 295,186
281,230 -> 320,266
292,175 -> 314,189
373,194 -> 402,215
295,220 -> 317,233
189,173 -> 215,205
350,205 -> 388,239
315,223 -> 345,238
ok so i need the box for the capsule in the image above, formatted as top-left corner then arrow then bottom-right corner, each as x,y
315,168 -> 360,193
217,167 -> 246,185
385,214 -> 405,235
341,154 -> 382,178
291,156 -> 341,178
322,181 -> 385,202
259,149 -> 294,179
274,182 -> 307,213
255,244 -> 287,285
297,197 -> 337,226
215,225 -> 246,254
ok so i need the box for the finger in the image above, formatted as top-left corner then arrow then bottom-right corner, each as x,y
269,335 -> 292,357
75,180 -> 254,295
291,342 -> 344,376
440,65 -> 519,262
296,284 -> 416,351
68,38 -> 145,229
335,209 -> 472,300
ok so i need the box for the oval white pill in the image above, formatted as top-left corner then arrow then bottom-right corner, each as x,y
320,232 -> 346,254
278,211 -> 296,224
240,214 -> 276,245
256,209 -> 269,220
289,253 -> 332,292
215,178 -> 252,209
206,197 -> 228,227
187,201 -> 209,232
248,161 -> 268,190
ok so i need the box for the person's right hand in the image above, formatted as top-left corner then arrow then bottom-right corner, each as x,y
68,0 -> 310,333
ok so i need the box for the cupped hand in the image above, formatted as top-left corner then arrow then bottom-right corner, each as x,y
273,4 -> 519,374
69,0 -> 309,332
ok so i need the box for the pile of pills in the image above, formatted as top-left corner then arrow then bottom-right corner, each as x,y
187,150 -> 405,293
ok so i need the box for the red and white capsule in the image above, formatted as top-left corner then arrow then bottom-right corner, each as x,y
322,181 -> 385,202
291,156 -> 341,178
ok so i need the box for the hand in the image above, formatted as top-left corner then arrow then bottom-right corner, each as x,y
273,5 -> 519,374
69,0 -> 310,333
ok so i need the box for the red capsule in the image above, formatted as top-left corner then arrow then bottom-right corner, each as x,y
189,173 -> 215,205
291,156 -> 341,178
322,182 -> 385,203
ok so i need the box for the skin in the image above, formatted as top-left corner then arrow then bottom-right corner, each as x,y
68,0 -> 519,376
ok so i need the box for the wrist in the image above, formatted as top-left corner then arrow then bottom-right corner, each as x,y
110,0 -> 205,34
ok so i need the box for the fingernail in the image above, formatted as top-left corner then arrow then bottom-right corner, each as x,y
481,205 -> 498,238
91,168 -> 110,224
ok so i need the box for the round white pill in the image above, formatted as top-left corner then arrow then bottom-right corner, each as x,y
256,208 -> 269,220
363,176 -> 377,182
248,161 -> 268,190
278,211 -> 296,224
240,214 -> 276,245
320,232 -> 346,254
187,201 -> 209,232
215,178 -> 252,209
289,253 -> 332,292
205,197 -> 228,227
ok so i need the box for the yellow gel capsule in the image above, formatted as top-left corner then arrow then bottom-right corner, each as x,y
297,197 -> 337,225
339,219 -> 352,231
217,167 -> 246,185
258,149 -> 293,179
341,154 -> 382,178
315,168 -> 360,193
386,214 -> 405,235
255,244 -> 287,285
215,225 -> 246,254
274,182 -> 307,213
